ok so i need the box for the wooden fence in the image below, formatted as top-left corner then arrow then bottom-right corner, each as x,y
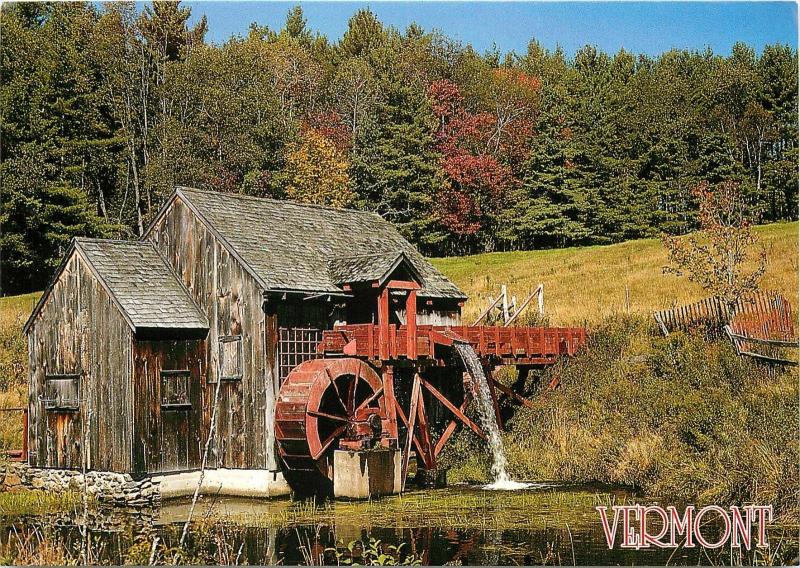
654,291 -> 798,366
653,296 -> 730,335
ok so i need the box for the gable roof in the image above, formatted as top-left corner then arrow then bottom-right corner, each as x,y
165,187 -> 466,299
24,239 -> 208,334
327,252 -> 422,287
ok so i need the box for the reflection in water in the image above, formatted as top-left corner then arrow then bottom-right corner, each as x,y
0,485 -> 796,565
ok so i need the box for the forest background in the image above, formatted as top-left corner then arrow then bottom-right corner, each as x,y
1,2 -> 797,295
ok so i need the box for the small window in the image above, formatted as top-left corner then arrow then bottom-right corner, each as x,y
218,335 -> 243,381
161,370 -> 191,409
43,374 -> 80,411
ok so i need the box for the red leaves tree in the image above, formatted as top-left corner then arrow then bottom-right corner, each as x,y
427,78 -> 534,249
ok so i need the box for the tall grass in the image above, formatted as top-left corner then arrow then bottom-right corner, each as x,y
0,293 -> 35,452
433,221 -> 798,325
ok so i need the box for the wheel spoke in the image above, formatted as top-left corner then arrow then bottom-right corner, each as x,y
346,371 -> 359,415
355,386 -> 383,413
315,424 -> 347,458
324,367 -> 348,413
308,409 -> 348,423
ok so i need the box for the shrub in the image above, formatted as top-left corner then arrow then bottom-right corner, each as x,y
442,314 -> 799,520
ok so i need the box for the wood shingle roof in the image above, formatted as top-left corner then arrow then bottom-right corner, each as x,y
175,187 -> 466,299
75,239 -> 208,330
24,239 -> 208,334
327,252 -> 421,286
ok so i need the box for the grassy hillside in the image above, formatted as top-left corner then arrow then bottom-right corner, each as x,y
432,221 -> 798,325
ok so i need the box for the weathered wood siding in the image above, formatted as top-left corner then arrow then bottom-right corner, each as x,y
132,339 -> 206,474
417,304 -> 461,326
27,252 -> 133,471
148,196 -> 276,470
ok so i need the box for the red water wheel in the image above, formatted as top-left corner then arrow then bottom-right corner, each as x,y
274,358 -> 387,478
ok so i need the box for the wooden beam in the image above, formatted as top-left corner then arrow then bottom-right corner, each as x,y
504,285 -> 542,327
491,379 -> 537,410
433,397 -> 471,458
386,280 -> 421,290
471,294 -> 503,326
378,287 -> 390,360
415,380 -> 436,470
421,378 -> 485,440
406,289 -> 417,360
485,367 -> 504,430
401,373 -> 422,489
382,366 -> 398,440
394,399 -> 425,455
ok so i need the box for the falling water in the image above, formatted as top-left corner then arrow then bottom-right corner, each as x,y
453,343 -> 532,490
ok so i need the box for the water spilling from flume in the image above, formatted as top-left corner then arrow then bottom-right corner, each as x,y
453,343 -> 533,490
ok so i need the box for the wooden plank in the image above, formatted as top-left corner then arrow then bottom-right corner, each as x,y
382,366 -> 398,439
485,369 -> 504,430
378,288 -> 390,360
401,373 -> 422,489
407,290 -> 418,360
491,379 -> 537,410
394,399 -> 425,463
415,383 -> 435,470
433,397 -> 470,458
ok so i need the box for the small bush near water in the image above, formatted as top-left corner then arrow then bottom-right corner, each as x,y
443,314 -> 799,521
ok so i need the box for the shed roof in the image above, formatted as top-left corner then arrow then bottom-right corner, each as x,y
24,239 -> 208,334
171,187 -> 466,299
327,252 -> 421,287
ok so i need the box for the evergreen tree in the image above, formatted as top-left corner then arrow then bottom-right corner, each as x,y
350,80 -> 442,250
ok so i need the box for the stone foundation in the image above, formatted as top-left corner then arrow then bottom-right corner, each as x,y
1,462 -> 160,506
1,463 -> 294,505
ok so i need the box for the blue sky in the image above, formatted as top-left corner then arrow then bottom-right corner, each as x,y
183,1 -> 798,56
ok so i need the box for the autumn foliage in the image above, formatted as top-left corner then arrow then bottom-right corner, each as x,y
662,181 -> 767,308
427,76 -> 536,244
283,128 -> 352,208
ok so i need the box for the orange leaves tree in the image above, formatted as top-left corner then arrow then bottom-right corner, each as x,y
662,180 -> 767,309
282,129 -> 352,208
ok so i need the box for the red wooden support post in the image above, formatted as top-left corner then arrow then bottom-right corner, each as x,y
383,365 -> 398,440
484,365 -> 504,430
415,379 -> 435,470
378,287 -> 390,360
491,379 -> 537,410
395,399 -> 425,457
407,290 -> 418,360
422,378 -> 485,440
434,396 -> 471,458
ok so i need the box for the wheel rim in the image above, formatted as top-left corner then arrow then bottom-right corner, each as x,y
275,358 -> 386,478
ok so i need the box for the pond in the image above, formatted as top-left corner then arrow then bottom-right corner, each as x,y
0,483 -> 796,565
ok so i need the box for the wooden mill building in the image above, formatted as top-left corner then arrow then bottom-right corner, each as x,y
24,187 -> 467,490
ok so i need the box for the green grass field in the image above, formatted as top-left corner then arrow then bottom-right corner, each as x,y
432,222 -> 798,325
